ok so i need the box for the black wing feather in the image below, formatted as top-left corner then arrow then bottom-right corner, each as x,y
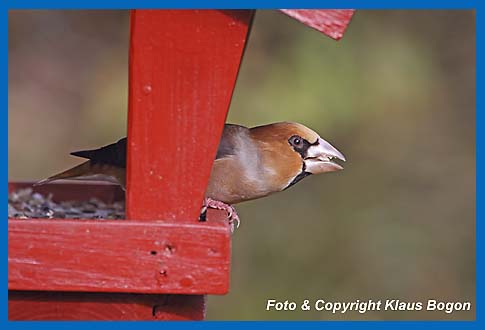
71,138 -> 127,168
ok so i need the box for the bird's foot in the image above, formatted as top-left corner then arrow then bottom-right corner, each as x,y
200,198 -> 240,233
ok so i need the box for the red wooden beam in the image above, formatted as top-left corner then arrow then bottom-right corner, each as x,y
9,292 -> 205,320
127,10 -> 254,221
8,212 -> 230,295
279,9 -> 355,40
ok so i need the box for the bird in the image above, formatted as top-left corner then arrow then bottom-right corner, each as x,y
36,122 -> 346,231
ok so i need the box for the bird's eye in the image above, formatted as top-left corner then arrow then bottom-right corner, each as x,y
289,135 -> 302,147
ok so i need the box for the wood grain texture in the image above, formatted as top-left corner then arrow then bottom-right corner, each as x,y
9,291 -> 205,320
8,209 -> 230,295
127,9 -> 254,221
279,9 -> 355,40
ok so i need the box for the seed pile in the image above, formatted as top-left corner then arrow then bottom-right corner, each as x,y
8,188 -> 125,220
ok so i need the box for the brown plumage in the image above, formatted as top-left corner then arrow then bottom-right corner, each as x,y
37,122 -> 345,215
206,122 -> 344,204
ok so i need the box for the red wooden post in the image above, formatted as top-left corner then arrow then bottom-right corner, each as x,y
125,9 -> 254,318
127,9 -> 254,222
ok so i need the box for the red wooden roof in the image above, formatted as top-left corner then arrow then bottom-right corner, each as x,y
280,9 -> 355,40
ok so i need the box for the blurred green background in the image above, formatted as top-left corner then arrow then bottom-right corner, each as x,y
8,10 -> 475,320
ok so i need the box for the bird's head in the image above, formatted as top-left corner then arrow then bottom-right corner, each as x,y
250,122 -> 346,190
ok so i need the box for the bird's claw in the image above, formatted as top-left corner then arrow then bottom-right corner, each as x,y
201,198 -> 240,233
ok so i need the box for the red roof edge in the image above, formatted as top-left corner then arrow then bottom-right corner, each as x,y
279,9 -> 355,40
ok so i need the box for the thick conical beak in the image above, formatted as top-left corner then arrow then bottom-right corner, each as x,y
304,138 -> 346,174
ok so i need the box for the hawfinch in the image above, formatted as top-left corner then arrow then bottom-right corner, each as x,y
36,122 -> 346,229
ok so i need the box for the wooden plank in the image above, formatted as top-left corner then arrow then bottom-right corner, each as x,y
9,291 -> 205,320
279,9 -> 355,40
8,210 -> 230,294
127,9 -> 254,221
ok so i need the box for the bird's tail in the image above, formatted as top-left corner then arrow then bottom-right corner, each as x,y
34,161 -> 93,186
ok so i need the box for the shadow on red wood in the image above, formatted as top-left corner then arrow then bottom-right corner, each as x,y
9,291 -> 205,320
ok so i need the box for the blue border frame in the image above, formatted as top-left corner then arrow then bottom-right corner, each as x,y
0,0 -> 481,9
3,0 -> 480,328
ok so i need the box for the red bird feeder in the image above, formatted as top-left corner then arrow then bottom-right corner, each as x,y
8,9 -> 354,320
